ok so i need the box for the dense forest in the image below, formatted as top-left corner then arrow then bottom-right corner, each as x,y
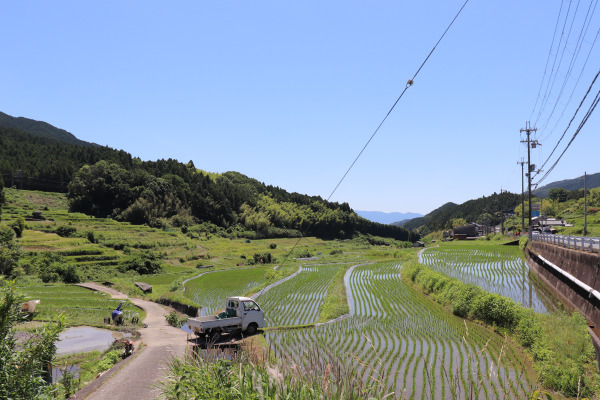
402,192 -> 521,234
0,126 -> 133,190
0,121 -> 417,241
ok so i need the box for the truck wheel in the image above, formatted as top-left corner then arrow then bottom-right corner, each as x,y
246,323 -> 258,336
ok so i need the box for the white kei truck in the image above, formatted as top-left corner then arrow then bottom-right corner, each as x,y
186,296 -> 265,341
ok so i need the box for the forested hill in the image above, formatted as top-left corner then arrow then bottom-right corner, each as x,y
0,123 -> 417,241
533,172 -> 600,198
0,126 -> 133,191
402,192 -> 521,234
0,111 -> 97,147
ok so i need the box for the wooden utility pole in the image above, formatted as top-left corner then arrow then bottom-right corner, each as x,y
517,159 -> 526,235
520,122 -> 539,241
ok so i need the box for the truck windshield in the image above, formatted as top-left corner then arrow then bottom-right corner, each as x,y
243,301 -> 260,311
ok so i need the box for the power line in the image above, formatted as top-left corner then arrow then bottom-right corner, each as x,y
327,0 -> 470,203
534,78 -> 600,186
529,0 -> 566,122
541,26 -> 600,142
533,67 -> 600,181
538,0 -> 599,138
276,0 -> 472,270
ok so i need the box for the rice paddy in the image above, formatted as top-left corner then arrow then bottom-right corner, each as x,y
17,284 -> 143,326
183,266 -> 271,316
419,244 -> 558,313
255,264 -> 343,326
265,262 -> 533,399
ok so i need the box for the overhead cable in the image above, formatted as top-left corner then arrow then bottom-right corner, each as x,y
533,67 -> 600,181
276,0 -> 472,270
326,0 -> 470,203
534,73 -> 600,186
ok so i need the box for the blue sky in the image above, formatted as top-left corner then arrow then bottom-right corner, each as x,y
2,1 -> 599,215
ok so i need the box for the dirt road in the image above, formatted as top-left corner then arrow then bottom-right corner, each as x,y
72,284 -> 189,400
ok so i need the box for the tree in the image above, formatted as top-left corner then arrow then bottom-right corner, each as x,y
548,188 -> 568,203
0,280 -> 63,399
0,174 -> 4,221
0,226 -> 22,277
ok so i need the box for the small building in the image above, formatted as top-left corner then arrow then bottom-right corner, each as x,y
413,241 -> 425,247
451,223 -> 479,238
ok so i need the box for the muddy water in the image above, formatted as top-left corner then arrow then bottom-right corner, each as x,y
56,326 -> 130,355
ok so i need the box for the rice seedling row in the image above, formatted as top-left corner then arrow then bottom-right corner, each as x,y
255,264 -> 342,327
266,262 -> 533,399
18,285 -> 141,326
419,245 -> 557,313
183,267 -> 270,316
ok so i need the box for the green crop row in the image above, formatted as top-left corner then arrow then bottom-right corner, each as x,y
267,261 -> 533,399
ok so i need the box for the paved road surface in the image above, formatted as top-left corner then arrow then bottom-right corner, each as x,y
73,284 -> 189,400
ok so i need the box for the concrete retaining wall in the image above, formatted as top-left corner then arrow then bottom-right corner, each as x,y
526,241 -> 600,364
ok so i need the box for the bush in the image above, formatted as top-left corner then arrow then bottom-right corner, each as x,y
10,216 -> 25,238
118,252 -> 163,275
269,243 -> 277,249
166,311 -> 188,327
0,281 -> 63,399
55,225 -> 77,237
252,252 -> 274,264
87,231 -> 96,243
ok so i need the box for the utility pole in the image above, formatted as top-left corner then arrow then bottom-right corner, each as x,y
517,159 -> 526,235
520,122 -> 539,241
585,171 -> 588,236
500,188 -> 505,235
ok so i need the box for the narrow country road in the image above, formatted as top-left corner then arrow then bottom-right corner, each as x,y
73,283 -> 189,400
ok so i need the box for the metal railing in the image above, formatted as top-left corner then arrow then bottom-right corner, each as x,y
532,232 -> 600,253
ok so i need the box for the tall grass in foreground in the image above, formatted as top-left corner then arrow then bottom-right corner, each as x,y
159,342 -> 396,400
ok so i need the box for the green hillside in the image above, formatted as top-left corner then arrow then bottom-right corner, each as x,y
533,172 -> 600,197
0,118 -> 416,242
403,192 -> 520,234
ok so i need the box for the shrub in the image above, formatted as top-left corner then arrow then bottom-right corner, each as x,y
269,243 -> 277,249
87,231 -> 96,243
452,284 -> 483,318
165,311 -> 188,327
118,252 -> 163,275
0,281 -> 63,399
252,252 -> 274,264
55,225 -> 77,237
10,216 -> 25,238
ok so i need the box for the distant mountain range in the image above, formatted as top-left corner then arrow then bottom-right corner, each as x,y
355,211 -> 423,225
533,172 -> 600,197
0,111 -> 98,147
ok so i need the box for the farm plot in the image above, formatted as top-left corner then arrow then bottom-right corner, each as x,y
255,264 -> 342,327
18,285 -> 142,326
419,245 -> 557,313
267,263 -> 533,400
184,267 -> 270,316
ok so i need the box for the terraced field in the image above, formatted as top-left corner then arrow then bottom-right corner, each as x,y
419,245 -> 557,313
266,263 -> 533,399
183,267 -> 271,316
255,264 -> 342,326
18,285 -> 142,326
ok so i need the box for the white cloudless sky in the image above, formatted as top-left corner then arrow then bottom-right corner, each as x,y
1,1 -> 599,214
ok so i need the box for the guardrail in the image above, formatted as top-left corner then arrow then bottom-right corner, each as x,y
532,232 -> 600,253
